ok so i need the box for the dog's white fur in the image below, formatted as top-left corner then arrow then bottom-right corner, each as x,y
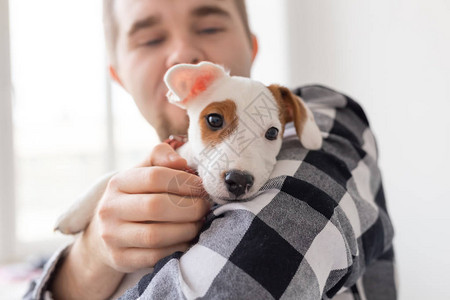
56,62 -> 322,234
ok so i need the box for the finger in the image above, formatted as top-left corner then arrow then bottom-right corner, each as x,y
112,243 -> 191,272
137,143 -> 187,169
111,166 -> 205,195
113,221 -> 203,248
114,193 -> 211,222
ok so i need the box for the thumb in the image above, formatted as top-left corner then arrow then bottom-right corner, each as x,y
137,143 -> 188,170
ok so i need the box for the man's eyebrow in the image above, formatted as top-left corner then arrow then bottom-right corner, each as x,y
127,5 -> 229,37
191,5 -> 231,19
128,15 -> 161,37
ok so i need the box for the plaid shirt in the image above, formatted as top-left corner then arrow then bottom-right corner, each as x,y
24,85 -> 396,300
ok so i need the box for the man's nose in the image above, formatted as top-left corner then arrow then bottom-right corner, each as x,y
224,170 -> 254,198
166,38 -> 205,67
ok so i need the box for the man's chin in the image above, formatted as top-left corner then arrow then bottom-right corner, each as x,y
153,119 -> 188,141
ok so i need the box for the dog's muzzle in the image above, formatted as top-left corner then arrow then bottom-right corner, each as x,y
224,170 -> 254,198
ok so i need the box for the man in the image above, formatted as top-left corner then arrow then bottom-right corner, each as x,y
25,0 -> 396,299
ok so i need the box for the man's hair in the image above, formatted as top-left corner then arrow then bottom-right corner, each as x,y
103,0 -> 252,66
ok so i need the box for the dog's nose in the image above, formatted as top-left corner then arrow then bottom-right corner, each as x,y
224,170 -> 254,198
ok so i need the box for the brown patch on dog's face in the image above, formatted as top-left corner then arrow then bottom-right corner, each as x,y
267,84 -> 307,139
267,85 -> 289,136
198,99 -> 238,146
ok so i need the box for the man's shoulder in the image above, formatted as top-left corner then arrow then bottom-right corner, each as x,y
281,84 -> 379,164
291,84 -> 348,101
292,84 -> 370,128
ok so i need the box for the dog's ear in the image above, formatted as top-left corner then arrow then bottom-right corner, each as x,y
164,61 -> 228,109
268,85 -> 323,150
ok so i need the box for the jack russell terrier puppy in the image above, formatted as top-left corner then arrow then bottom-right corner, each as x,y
56,61 -> 322,234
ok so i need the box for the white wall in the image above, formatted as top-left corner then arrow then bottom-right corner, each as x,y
0,0 -> 16,262
246,0 -> 289,85
248,1 -> 450,299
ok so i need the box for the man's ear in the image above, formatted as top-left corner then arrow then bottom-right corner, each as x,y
267,84 -> 323,150
109,65 -> 123,87
164,61 -> 228,109
251,34 -> 258,63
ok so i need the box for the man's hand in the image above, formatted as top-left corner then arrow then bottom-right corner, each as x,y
50,143 -> 210,300
90,142 -> 209,272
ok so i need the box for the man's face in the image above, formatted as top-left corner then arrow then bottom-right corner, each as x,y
112,0 -> 256,140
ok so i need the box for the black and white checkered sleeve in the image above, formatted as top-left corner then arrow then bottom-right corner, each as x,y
118,85 -> 396,300
22,244 -> 71,300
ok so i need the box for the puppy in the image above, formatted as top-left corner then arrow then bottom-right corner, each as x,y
55,61 -> 322,234
164,61 -> 322,204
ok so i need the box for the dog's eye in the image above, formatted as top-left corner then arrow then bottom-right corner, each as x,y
206,113 -> 224,130
265,127 -> 279,140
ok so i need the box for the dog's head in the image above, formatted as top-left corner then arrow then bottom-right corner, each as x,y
164,62 -> 322,204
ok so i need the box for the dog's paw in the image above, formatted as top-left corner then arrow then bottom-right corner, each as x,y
54,205 -> 93,234
54,172 -> 116,235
